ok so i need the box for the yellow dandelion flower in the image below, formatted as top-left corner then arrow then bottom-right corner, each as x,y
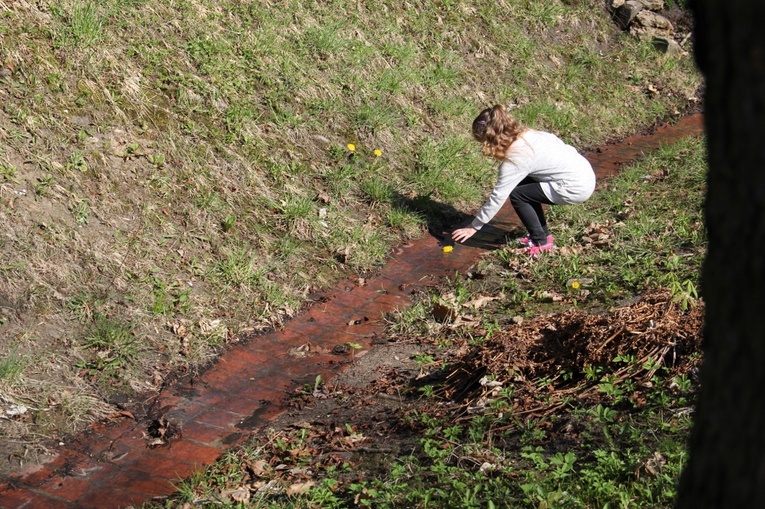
442,245 -> 453,253
374,149 -> 382,157
571,281 -> 581,290
347,143 -> 356,152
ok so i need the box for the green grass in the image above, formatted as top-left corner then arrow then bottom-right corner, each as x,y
0,0 -> 701,479
76,315 -> 139,390
523,136 -> 707,309
0,353 -> 24,382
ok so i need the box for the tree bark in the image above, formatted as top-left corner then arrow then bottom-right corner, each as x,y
678,1 -> 765,507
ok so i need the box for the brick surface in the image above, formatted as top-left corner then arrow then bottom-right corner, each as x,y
43,475 -> 93,502
236,401 -> 288,427
198,366 -> 249,393
0,488 -> 69,509
273,326 -> 326,346
125,450 -> 198,479
154,440 -> 222,467
227,344 -> 276,366
0,114 -> 703,508
76,486 -> 150,509
70,459 -> 122,486
149,393 -> 209,423
107,468 -> 177,497
193,407 -> 246,431
98,438 -> 145,466
211,388 -> 275,416
177,420 -> 235,447
36,448 -> 89,472
10,464 -> 55,488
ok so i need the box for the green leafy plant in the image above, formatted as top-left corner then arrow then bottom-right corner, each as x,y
66,150 -> 88,172
69,197 -> 90,225
34,173 -> 55,196
0,162 -> 19,183
77,315 -> 138,380
149,278 -> 191,316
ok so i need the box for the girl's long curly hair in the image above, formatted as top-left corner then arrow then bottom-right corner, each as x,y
471,104 -> 524,160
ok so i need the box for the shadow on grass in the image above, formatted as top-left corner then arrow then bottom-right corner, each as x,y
393,192 -> 524,252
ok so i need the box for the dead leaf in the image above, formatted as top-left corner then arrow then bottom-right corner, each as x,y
199,318 -> 222,334
286,481 -> 315,495
219,487 -> 250,502
558,245 -> 583,256
342,433 -> 366,445
246,459 -> 270,477
3,404 -> 27,418
637,451 -> 667,478
289,343 -> 312,357
106,410 -> 135,421
538,291 -> 564,302
464,294 -> 500,310
452,314 -> 480,327
171,322 -> 187,337
432,302 -> 456,323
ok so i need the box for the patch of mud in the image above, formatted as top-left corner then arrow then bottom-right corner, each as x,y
262,340 -> 431,433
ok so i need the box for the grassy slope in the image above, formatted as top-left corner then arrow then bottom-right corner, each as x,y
0,0 -> 700,469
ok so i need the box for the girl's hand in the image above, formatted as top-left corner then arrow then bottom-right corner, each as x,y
452,226 -> 478,243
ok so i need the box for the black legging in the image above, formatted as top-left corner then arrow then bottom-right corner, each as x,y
510,177 -> 555,246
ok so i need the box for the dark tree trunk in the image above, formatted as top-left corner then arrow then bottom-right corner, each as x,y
678,1 -> 765,507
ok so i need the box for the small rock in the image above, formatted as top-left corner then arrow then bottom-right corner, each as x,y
638,0 -> 664,10
630,10 -> 674,41
652,35 -> 684,57
613,0 -> 643,29
332,344 -> 350,354
4,404 -> 28,418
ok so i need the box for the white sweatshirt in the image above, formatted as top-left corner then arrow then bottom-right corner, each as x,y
471,129 -> 596,229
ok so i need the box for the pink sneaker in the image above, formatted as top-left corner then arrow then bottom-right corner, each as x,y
519,235 -> 553,247
523,239 -> 555,256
